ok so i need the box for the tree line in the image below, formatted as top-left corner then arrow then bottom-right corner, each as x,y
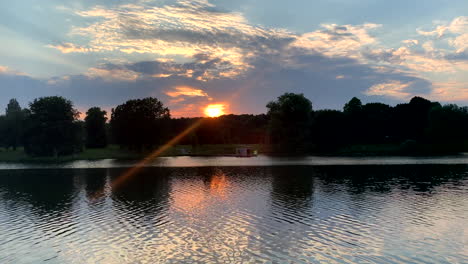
1,93 -> 467,157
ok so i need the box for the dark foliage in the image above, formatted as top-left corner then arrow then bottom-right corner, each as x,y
426,104 -> 468,151
312,110 -> 345,152
85,107 -> 108,148
270,93 -> 468,154
267,93 -> 313,153
110,97 -> 170,150
1,92 -> 468,157
1,99 -> 27,150
22,96 -> 82,156
168,114 -> 269,146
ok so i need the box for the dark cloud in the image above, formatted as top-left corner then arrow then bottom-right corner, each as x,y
445,51 -> 468,61
361,48 -> 402,63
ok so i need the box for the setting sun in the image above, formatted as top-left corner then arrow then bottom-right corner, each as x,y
204,104 -> 226,117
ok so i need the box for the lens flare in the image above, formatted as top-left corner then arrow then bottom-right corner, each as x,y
204,104 -> 226,117
91,119 -> 204,201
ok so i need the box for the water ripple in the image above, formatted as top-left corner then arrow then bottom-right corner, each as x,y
0,166 -> 466,263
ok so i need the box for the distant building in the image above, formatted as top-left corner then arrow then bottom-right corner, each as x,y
235,146 -> 257,157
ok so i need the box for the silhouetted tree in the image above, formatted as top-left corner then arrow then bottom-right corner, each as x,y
361,102 -> 393,143
393,97 -> 440,142
111,97 -> 170,150
4,99 -> 26,150
2,92 -> 468,157
343,97 -> 363,143
267,93 -> 313,153
311,110 -> 345,152
176,114 -> 268,145
427,104 -> 468,151
23,96 -> 82,156
85,107 -> 108,148
0,115 -> 7,148
343,97 -> 362,115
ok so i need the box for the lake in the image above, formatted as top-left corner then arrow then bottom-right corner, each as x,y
0,158 -> 467,263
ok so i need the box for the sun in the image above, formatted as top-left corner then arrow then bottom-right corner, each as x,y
204,104 -> 226,117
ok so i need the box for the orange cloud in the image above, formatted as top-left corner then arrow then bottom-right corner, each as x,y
170,104 -> 200,118
47,43 -> 91,53
364,81 -> 413,100
0,66 -> 9,73
165,86 -> 210,98
0,65 -> 27,76
430,82 -> 468,101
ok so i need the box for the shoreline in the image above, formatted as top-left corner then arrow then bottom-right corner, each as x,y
0,143 -> 466,164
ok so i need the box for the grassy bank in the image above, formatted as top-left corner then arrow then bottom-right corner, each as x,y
0,144 -> 268,162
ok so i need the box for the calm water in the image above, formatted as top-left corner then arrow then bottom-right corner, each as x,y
0,164 -> 467,263
5,154 -> 468,169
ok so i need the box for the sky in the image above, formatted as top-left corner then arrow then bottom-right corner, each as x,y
1,0 -> 467,117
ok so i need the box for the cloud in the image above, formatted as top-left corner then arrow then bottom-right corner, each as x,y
0,66 -> 9,73
0,65 -> 27,76
55,1 -> 467,87
363,46 -> 456,73
85,67 -> 140,81
417,17 -> 468,51
402,39 -> 419,46
115,56 -> 252,81
2,2 -> 466,116
449,33 -> 468,53
417,25 -> 448,38
291,23 -> 381,59
447,16 -> 468,34
431,82 -> 468,101
393,48 -> 455,73
64,0 -> 291,79
165,85 -> 210,98
0,48 -> 437,117
358,17 -> 468,76
364,81 -> 414,100
170,103 -> 198,118
365,80 -> 468,103
47,43 -> 91,53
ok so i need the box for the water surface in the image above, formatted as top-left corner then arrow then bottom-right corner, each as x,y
0,165 -> 467,263
4,154 -> 468,169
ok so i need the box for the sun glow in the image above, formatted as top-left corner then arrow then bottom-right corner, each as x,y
204,104 -> 226,117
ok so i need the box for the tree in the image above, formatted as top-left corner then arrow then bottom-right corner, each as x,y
360,102 -> 393,143
393,96 -> 440,142
343,97 -> 363,143
408,96 -> 437,141
266,93 -> 313,153
111,97 -> 170,150
311,110 -> 345,152
343,97 -> 362,115
0,115 -> 7,148
85,107 -> 108,148
23,96 -> 82,156
4,99 -> 25,150
427,104 -> 468,151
